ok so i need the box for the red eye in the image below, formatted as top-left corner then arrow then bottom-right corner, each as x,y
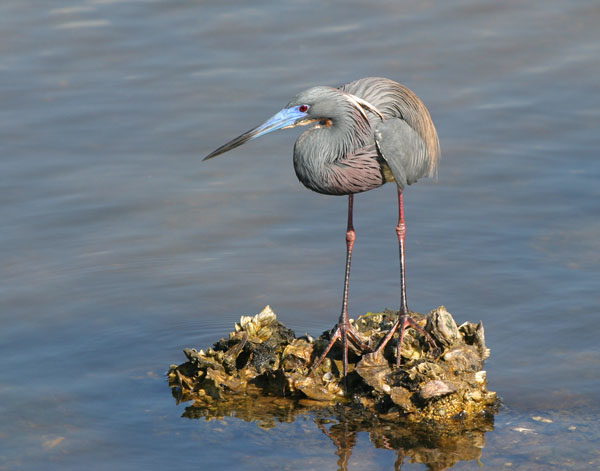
299,104 -> 309,113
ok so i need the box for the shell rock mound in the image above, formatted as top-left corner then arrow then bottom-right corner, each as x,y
168,305 -> 499,427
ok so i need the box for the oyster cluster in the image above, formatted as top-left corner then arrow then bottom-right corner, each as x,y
168,305 -> 498,425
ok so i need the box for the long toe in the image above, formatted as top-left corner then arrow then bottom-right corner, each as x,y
310,321 -> 371,376
405,315 -> 438,351
345,323 -> 372,353
376,312 -> 439,365
310,327 -> 341,373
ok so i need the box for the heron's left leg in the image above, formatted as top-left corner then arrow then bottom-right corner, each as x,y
311,195 -> 370,377
376,188 -> 437,365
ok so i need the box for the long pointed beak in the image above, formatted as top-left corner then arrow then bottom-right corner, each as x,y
203,107 -> 308,161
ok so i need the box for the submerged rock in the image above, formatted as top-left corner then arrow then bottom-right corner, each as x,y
168,305 -> 499,427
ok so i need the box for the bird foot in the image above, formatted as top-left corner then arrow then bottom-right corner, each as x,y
310,320 -> 371,377
376,312 -> 439,366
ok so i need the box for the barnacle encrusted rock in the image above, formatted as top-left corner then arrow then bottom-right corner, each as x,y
169,305 -> 499,426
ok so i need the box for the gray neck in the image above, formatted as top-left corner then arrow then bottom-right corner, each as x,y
293,93 -> 372,193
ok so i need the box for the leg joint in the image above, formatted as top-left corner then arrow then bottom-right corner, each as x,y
346,229 -> 356,244
395,221 -> 406,238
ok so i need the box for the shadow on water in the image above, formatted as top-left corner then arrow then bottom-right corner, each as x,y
173,392 -> 494,471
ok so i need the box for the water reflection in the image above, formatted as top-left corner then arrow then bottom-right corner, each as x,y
174,391 -> 494,471
314,409 -> 490,471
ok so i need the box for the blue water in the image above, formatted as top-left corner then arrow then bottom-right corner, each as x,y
1,0 -> 599,469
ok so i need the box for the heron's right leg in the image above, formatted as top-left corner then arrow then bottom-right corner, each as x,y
310,195 -> 370,377
376,189 -> 437,365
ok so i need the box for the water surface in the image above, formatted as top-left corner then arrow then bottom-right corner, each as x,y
1,0 -> 599,469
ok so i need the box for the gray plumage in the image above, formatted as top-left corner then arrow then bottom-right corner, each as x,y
341,77 -> 440,187
282,78 -> 440,195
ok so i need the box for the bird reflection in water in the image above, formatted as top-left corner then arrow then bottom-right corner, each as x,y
177,393 -> 493,471
314,407 -> 491,471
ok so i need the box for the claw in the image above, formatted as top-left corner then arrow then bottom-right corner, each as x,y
376,312 -> 438,366
310,321 -> 371,377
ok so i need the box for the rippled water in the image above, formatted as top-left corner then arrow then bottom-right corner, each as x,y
1,0 -> 599,469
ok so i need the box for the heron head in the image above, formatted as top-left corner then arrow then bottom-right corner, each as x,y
203,87 -> 343,161
203,86 -> 382,161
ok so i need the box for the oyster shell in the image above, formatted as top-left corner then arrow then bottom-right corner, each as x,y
169,305 -> 499,426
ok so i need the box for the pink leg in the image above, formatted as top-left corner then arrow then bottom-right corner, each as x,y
376,189 -> 437,365
311,195 -> 371,377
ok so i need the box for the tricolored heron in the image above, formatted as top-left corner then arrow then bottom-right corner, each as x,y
204,77 -> 440,377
